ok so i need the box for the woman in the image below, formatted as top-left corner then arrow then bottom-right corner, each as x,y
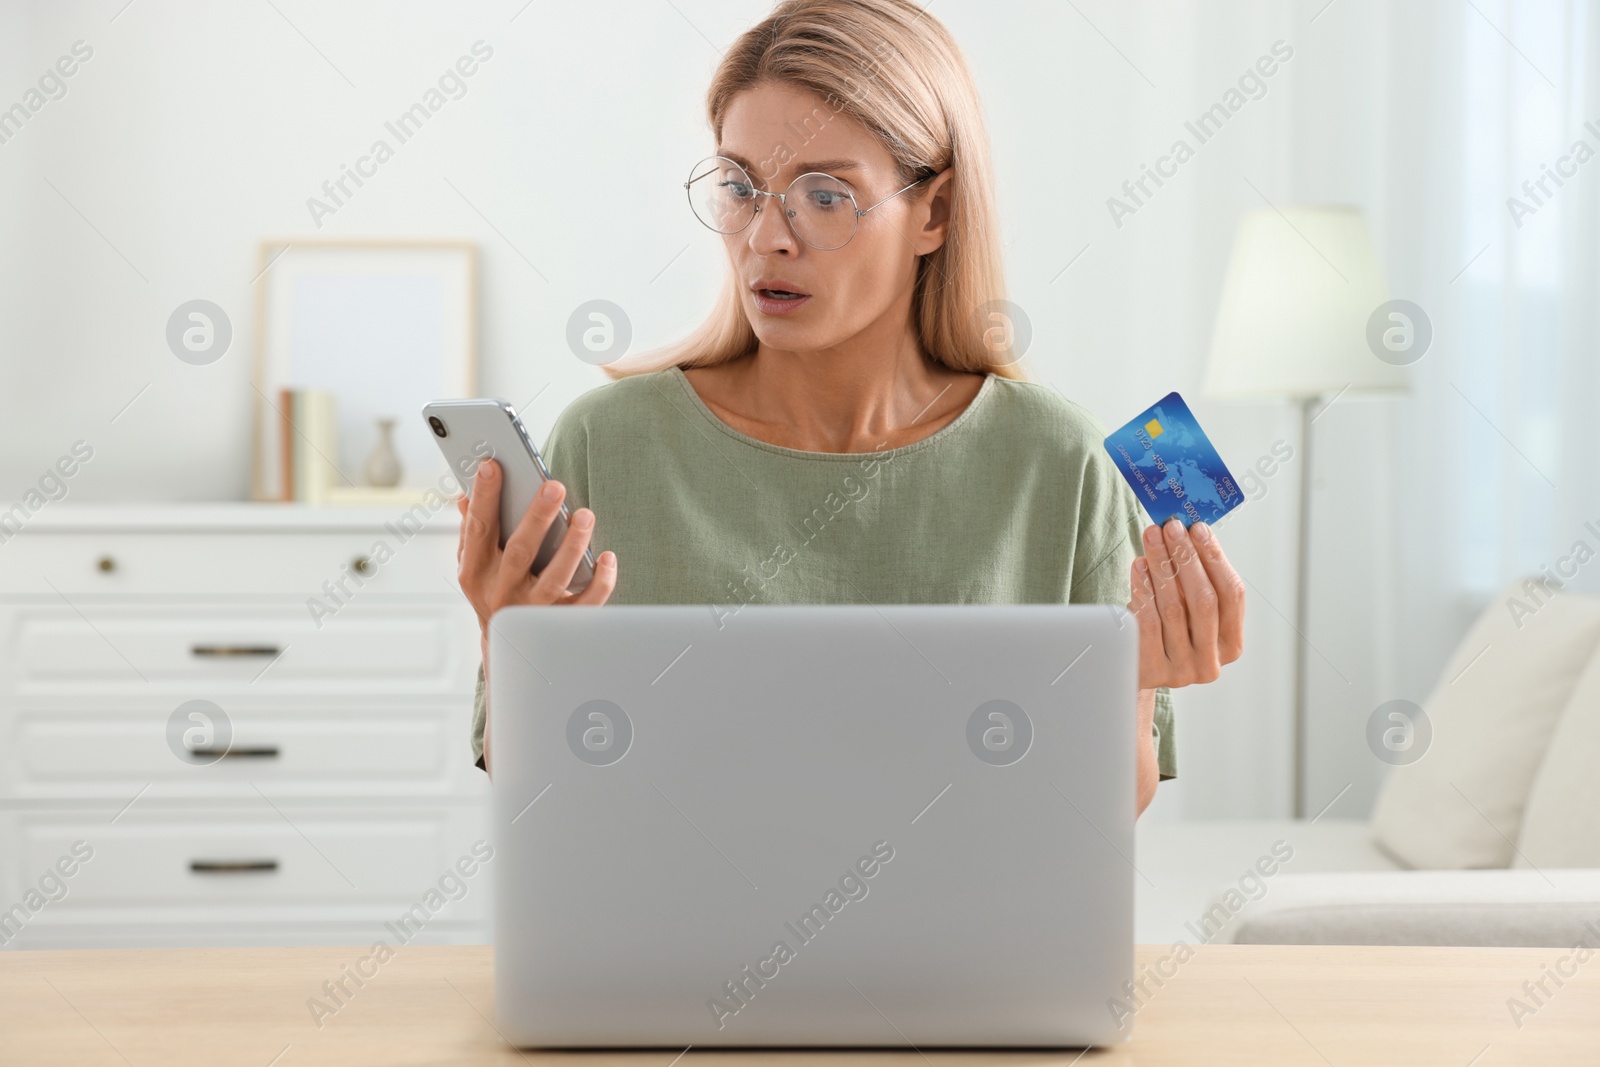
456,0 -> 1244,815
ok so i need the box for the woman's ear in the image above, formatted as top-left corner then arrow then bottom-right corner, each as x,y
912,168 -> 955,255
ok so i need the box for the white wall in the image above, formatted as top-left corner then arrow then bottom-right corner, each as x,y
0,0 -> 1482,821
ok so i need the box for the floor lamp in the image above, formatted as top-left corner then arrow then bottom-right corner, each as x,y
1204,206 -> 1406,818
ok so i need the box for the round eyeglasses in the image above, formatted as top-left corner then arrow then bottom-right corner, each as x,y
685,155 -> 933,251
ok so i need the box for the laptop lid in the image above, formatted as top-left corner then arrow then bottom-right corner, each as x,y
489,603 -> 1136,1047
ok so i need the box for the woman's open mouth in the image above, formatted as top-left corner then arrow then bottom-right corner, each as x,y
751,282 -> 812,316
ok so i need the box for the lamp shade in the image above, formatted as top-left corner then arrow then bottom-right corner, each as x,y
1205,205 -> 1407,400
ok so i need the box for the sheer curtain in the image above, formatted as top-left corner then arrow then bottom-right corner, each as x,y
1161,0 -> 1600,819
1299,0 -> 1600,816
1391,0 -> 1600,651
1452,0 -> 1599,597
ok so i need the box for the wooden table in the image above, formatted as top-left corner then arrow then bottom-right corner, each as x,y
0,943 -> 1593,1065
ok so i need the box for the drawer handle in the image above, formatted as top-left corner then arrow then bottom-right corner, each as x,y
188,745 -> 279,760
352,555 -> 373,575
97,555 -> 116,574
191,645 -> 282,658
189,860 -> 279,874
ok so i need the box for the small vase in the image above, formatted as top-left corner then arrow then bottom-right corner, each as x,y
364,418 -> 402,488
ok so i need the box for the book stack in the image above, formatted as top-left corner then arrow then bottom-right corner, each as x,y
278,388 -> 341,503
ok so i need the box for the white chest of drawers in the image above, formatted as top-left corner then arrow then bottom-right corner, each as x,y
0,505 -> 489,949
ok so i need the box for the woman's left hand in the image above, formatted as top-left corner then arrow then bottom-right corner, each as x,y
1128,519 -> 1245,689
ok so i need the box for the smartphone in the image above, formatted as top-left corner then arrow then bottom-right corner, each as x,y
422,398 -> 596,595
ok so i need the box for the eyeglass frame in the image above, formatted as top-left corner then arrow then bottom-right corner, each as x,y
684,154 -> 938,250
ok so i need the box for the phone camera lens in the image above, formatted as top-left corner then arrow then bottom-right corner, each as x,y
429,416 -> 448,438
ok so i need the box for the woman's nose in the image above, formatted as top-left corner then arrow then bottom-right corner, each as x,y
746,194 -> 799,256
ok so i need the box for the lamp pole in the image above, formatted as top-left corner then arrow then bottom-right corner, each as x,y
1291,393 -> 1328,819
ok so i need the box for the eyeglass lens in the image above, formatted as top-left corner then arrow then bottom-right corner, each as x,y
688,156 -> 860,250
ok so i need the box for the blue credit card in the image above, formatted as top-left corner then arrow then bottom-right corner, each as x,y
1103,391 -> 1243,528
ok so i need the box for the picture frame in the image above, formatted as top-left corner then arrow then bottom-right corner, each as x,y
249,238 -> 478,502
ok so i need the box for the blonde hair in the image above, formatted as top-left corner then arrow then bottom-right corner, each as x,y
604,0 -> 1022,381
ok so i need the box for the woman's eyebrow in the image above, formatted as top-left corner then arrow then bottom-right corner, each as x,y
791,159 -> 864,174
717,150 -> 865,177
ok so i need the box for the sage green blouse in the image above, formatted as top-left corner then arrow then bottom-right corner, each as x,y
471,365 -> 1175,779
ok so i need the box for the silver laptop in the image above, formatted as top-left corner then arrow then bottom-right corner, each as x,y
488,604 -> 1136,1048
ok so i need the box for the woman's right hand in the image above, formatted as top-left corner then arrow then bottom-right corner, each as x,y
455,460 -> 617,644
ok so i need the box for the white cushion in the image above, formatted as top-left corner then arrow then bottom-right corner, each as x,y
1134,818 -> 1400,945
1370,582 -> 1600,868
1516,650 -> 1600,868
1223,868 -> 1600,946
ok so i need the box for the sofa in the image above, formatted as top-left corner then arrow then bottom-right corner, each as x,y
1137,578 -> 1600,947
